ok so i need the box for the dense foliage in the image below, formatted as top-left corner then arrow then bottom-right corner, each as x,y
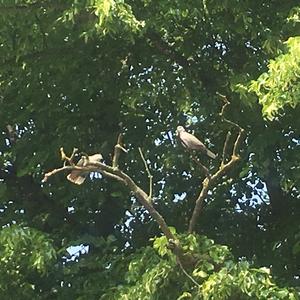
0,0 -> 299,299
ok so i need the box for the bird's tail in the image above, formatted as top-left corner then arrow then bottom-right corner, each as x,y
67,172 -> 86,185
206,149 -> 217,159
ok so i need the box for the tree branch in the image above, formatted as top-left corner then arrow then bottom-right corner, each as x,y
112,133 -> 127,168
60,147 -> 78,166
190,151 -> 210,176
44,134 -> 179,248
138,147 -> 153,200
221,131 -> 232,166
188,95 -> 245,233
44,160 -> 177,242
177,257 -> 200,287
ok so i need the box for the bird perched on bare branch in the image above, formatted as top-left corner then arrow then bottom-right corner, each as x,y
67,153 -> 103,185
176,126 -> 217,159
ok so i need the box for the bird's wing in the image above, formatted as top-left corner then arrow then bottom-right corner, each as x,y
67,171 -> 86,185
66,156 -> 87,185
180,131 -> 205,150
206,149 -> 217,159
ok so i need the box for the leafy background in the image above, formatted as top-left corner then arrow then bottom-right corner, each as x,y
0,0 -> 299,299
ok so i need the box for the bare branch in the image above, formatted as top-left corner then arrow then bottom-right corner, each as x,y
190,152 -> 210,176
43,165 -> 74,182
116,144 -> 128,153
60,147 -> 78,166
101,170 -> 126,183
217,92 -> 240,130
177,257 -> 200,287
112,133 -> 127,168
233,129 -> 245,156
221,131 -> 232,165
138,147 -> 153,200
188,95 -> 245,233
43,154 -> 176,243
69,148 -> 78,161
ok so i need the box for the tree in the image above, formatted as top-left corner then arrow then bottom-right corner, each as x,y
0,0 -> 299,299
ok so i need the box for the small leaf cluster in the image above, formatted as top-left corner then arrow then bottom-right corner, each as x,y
249,37 -> 300,119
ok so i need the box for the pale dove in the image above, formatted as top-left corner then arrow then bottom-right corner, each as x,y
176,126 -> 217,159
67,153 -> 103,185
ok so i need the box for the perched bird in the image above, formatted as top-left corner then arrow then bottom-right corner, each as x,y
67,153 -> 103,185
176,126 -> 217,159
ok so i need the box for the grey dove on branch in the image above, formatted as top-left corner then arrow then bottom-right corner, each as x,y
67,153 -> 103,185
176,126 -> 217,159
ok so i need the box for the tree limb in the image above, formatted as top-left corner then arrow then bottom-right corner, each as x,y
112,133 -> 127,168
221,131 -> 232,166
44,147 -> 177,246
44,160 -> 177,242
188,95 -> 245,233
138,147 -> 153,200
177,257 -> 200,287
190,151 -> 210,176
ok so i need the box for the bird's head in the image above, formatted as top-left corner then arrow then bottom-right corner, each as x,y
176,126 -> 186,136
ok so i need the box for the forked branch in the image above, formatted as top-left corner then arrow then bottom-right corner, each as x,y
188,94 -> 245,233
112,133 -> 127,168
43,136 -> 176,245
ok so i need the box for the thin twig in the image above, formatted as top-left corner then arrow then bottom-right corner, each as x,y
60,147 -> 67,161
190,152 -> 210,176
70,148 -> 78,161
116,144 -> 128,153
60,147 -> 78,166
138,147 -> 153,200
217,92 -> 240,130
43,165 -> 87,182
232,129 -> 245,156
221,132 -> 231,166
101,170 -> 126,183
112,133 -> 127,168
177,257 -> 200,287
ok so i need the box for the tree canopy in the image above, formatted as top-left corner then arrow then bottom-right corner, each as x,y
0,0 -> 299,299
